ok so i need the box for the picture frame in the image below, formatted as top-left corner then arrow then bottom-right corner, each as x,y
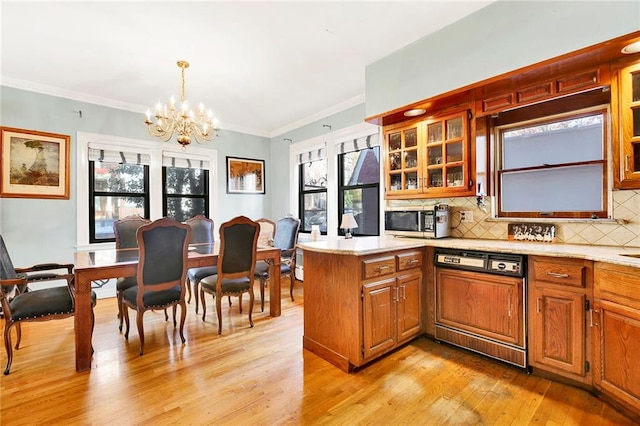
0,127 -> 70,199
226,156 -> 265,194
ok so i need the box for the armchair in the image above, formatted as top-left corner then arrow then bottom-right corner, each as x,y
0,234 -> 96,375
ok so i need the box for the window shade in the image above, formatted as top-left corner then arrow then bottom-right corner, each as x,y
337,133 -> 380,154
88,148 -> 150,165
297,144 -> 327,165
162,153 -> 210,170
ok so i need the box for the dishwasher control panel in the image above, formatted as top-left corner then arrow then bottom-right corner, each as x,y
435,248 -> 525,277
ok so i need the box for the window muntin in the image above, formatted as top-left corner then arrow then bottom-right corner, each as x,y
497,109 -> 607,218
338,147 -> 380,236
162,166 -> 209,222
299,159 -> 327,232
89,161 -> 149,243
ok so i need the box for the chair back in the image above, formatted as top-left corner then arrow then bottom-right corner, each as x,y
218,216 -> 259,277
185,215 -> 215,244
273,215 -> 301,253
0,235 -> 17,280
256,218 -> 275,247
114,215 -> 151,249
136,218 -> 191,300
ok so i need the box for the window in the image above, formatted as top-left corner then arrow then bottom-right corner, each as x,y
78,133 -> 217,249
299,159 -> 327,233
338,146 -> 380,236
162,155 -> 209,222
88,149 -> 150,243
496,107 -> 607,218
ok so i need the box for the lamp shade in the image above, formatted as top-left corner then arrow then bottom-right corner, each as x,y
340,213 -> 358,230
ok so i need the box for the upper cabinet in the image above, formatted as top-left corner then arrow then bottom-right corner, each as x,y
613,58 -> 640,189
384,109 -> 475,199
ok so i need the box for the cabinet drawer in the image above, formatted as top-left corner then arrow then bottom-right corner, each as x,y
530,256 -> 586,288
397,251 -> 423,271
362,257 -> 396,280
595,262 -> 640,310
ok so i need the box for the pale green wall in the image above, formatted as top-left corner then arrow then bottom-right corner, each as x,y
365,0 -> 640,118
0,86 -> 269,266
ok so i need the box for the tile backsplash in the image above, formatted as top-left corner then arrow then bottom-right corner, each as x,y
387,189 -> 640,248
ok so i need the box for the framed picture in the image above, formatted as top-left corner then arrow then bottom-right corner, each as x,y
226,156 -> 265,194
0,127 -> 70,199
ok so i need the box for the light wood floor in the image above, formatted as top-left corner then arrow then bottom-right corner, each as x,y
0,281 -> 635,425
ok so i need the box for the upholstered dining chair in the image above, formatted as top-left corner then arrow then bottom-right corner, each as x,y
254,214 -> 301,312
0,234 -> 97,375
121,217 -> 191,355
199,216 -> 259,334
185,215 -> 216,314
113,215 -> 153,331
256,218 -> 275,247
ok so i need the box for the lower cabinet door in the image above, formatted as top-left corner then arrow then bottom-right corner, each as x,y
362,278 -> 397,360
397,272 -> 422,342
530,287 -> 586,377
593,299 -> 640,412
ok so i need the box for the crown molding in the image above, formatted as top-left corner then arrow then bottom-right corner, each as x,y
1,76 -> 363,139
269,93 -> 366,138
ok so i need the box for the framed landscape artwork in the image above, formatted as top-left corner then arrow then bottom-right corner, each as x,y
0,127 -> 70,199
226,156 -> 265,194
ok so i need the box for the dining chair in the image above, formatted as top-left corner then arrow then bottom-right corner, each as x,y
121,217 -> 191,355
199,215 -> 259,334
254,214 -> 301,311
185,215 -> 216,314
0,234 -> 97,375
256,218 -> 275,247
113,215 -> 153,331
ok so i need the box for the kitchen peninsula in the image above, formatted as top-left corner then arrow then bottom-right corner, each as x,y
299,236 -> 640,421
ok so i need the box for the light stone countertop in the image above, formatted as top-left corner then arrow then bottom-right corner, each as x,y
297,236 -> 640,269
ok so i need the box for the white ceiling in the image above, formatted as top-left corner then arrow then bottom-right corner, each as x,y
1,1 -> 495,137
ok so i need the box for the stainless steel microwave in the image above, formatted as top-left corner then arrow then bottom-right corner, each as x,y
384,205 -> 450,239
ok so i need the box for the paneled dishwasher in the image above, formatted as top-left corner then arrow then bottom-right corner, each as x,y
434,248 -> 528,369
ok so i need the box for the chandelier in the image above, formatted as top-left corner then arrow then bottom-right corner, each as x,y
145,60 -> 218,149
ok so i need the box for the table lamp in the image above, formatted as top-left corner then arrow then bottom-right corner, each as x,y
340,213 -> 358,239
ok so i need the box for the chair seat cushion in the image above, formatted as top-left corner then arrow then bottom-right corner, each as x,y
200,275 -> 251,294
116,276 -> 138,291
9,287 -> 97,321
253,262 -> 291,278
122,285 -> 182,308
187,266 -> 218,283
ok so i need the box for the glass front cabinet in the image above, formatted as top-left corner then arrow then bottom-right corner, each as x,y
613,58 -> 640,189
384,110 -> 473,199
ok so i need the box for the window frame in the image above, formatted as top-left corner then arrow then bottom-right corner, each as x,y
337,146 -> 380,237
298,159 -> 328,234
162,165 -> 210,221
88,160 -> 150,243
494,106 -> 609,219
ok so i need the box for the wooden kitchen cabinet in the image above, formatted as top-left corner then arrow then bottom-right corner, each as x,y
593,262 -> 640,417
527,256 -> 593,384
612,58 -> 640,189
383,109 -> 474,199
303,247 -> 424,372
362,270 -> 422,360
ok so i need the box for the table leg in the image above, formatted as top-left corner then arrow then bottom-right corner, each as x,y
74,270 -> 93,372
268,252 -> 281,317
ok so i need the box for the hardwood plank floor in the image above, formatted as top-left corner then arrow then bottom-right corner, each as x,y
0,281 -> 635,425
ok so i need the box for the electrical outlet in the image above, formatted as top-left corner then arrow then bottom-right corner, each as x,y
460,210 -> 474,223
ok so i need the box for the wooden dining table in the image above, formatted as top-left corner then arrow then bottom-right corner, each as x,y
73,243 -> 281,372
